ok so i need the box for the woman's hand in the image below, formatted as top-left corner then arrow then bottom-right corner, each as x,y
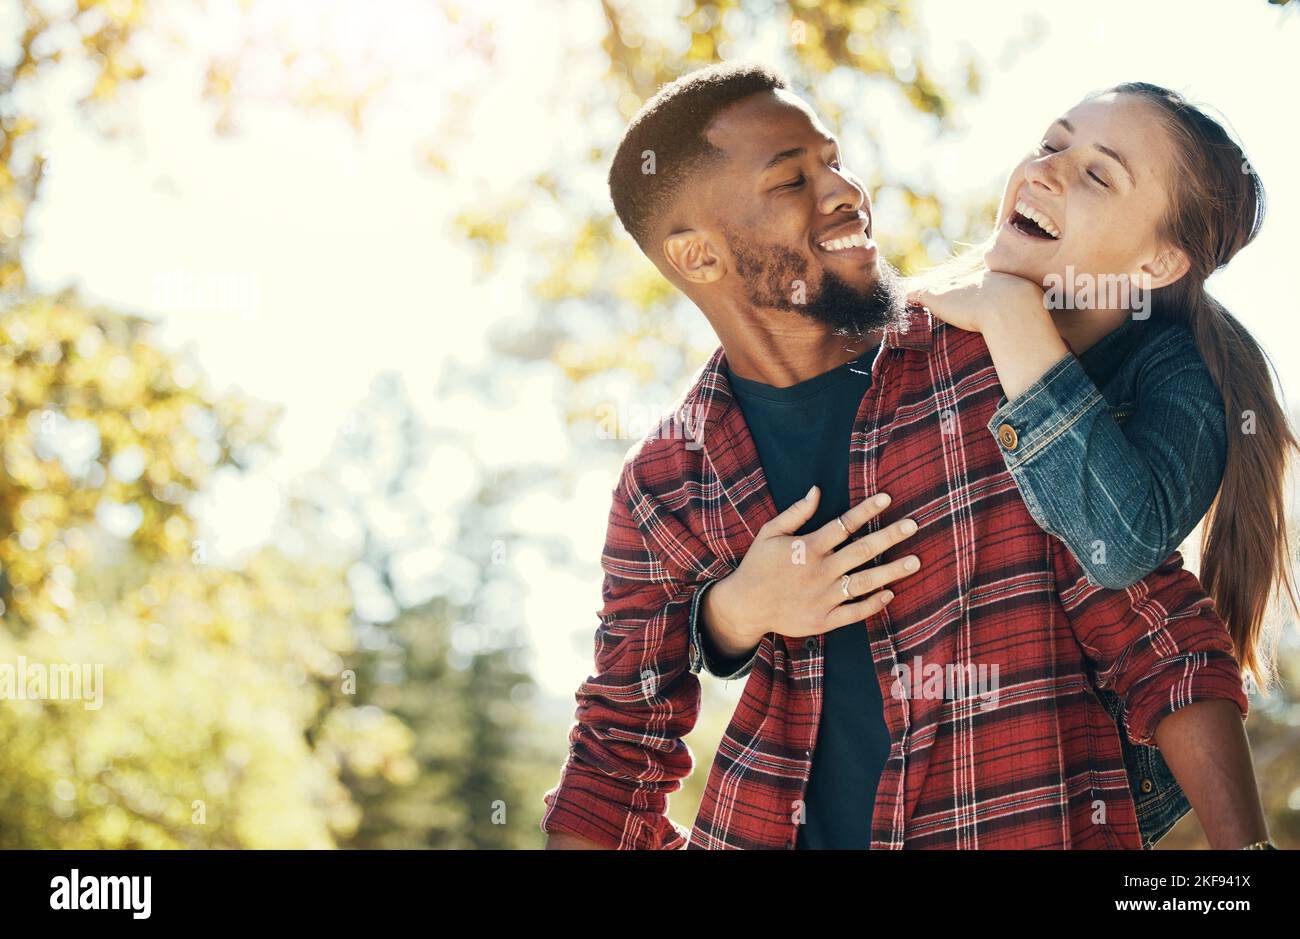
701,486 -> 922,657
908,269 -> 1045,334
912,267 -> 1071,402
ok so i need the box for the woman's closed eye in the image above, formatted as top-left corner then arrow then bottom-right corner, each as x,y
778,174 -> 806,190
1037,141 -> 1110,188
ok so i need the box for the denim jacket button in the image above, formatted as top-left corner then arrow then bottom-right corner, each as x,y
996,423 -> 1019,450
1140,778 -> 1154,794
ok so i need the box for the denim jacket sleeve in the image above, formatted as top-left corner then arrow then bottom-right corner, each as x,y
986,332 -> 1227,589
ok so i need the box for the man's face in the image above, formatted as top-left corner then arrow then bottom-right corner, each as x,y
692,90 -> 902,335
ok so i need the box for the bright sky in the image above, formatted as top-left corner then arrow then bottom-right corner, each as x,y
22,0 -> 1300,698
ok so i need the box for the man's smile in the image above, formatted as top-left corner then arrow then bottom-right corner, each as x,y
813,213 -> 877,264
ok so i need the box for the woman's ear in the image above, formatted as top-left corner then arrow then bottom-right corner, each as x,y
1139,244 -> 1191,291
663,230 -> 726,285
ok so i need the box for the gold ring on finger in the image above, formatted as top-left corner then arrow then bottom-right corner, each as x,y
835,514 -> 850,536
841,573 -> 853,600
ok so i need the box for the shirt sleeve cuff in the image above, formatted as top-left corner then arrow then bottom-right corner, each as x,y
541,759 -> 691,849
688,578 -> 759,679
1121,650 -> 1250,746
986,351 -> 1104,469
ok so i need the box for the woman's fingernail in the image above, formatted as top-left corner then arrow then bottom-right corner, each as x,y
881,591 -> 894,602
875,493 -> 891,507
904,555 -> 920,571
901,519 -> 917,534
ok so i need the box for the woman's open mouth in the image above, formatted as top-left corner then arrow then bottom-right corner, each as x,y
1007,199 -> 1061,241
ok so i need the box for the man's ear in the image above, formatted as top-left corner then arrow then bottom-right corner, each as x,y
662,230 -> 727,286
1139,244 -> 1190,291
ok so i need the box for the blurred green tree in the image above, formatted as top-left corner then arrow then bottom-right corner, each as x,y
0,290 -> 414,847
284,371 -> 548,849
0,0 -> 422,848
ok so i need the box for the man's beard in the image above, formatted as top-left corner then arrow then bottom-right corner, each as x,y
724,229 -> 906,337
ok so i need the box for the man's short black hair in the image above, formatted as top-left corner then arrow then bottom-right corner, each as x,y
608,62 -> 789,251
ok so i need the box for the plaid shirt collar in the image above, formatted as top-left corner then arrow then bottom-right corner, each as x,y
882,300 -> 936,352
686,303 -> 935,541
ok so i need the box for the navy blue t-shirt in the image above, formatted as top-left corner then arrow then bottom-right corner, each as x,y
725,349 -> 891,849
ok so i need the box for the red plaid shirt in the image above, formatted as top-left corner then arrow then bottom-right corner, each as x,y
541,305 -> 1248,849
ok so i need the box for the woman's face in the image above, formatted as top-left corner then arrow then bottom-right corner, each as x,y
984,93 -> 1184,300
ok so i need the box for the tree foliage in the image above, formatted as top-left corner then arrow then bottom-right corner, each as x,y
0,289 -> 418,847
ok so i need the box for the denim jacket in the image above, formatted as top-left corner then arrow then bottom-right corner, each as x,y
691,314 -> 1229,849
986,312 -> 1228,848
987,315 -> 1227,590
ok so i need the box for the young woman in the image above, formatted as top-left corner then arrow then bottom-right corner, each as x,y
908,82 -> 1297,699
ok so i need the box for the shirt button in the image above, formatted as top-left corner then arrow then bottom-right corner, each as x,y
996,423 -> 1019,450
1140,778 -> 1154,794
803,637 -> 817,653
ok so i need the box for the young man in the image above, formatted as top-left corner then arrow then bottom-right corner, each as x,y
541,64 -> 1267,850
